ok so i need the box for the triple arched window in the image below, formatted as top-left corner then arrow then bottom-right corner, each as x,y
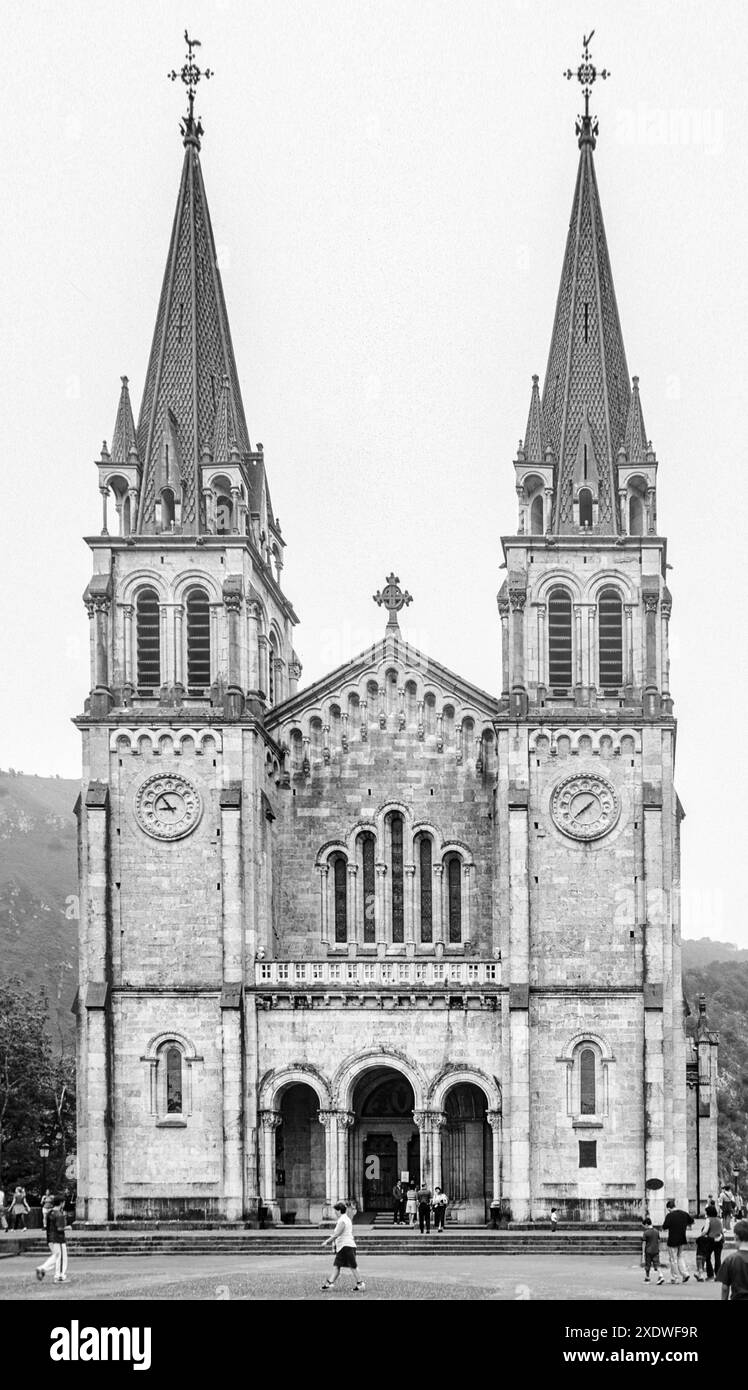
321,823 -> 469,946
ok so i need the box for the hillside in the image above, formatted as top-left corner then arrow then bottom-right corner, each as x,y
0,768 -> 745,1181
0,769 -> 79,1039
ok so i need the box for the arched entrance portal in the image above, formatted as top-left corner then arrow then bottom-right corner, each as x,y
442,1083 -> 491,1223
351,1068 -> 419,1213
276,1083 -> 326,1222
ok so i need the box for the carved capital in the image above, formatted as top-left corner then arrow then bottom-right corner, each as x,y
317,1109 -> 338,1131
224,593 -> 242,614
336,1110 -> 356,1131
486,1108 -> 502,1133
643,594 -> 659,615
497,597 -> 510,618
509,589 -> 527,613
661,601 -> 672,621
259,1109 -> 282,1132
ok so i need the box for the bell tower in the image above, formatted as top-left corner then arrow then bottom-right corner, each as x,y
75,36 -> 300,1221
496,36 -> 695,1222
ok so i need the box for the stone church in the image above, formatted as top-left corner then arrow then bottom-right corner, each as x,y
74,45 -> 718,1225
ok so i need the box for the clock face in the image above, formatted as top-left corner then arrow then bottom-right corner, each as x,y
135,774 -> 202,841
550,774 -> 620,841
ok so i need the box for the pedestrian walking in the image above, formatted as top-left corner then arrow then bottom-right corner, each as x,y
662,1198 -> 693,1284
320,1202 -> 365,1291
716,1218 -> 748,1301
417,1182 -> 432,1233
392,1180 -> 404,1225
35,1196 -> 69,1284
10,1187 -> 30,1231
718,1186 -> 735,1232
703,1203 -> 724,1276
405,1184 -> 418,1227
41,1189 -> 55,1220
432,1187 -> 448,1231
550,1207 -> 558,1233
641,1218 -> 665,1285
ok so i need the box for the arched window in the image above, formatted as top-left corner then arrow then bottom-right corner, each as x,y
160,488 -> 175,530
629,493 -> 644,536
268,634 -> 277,705
530,493 -> 544,534
418,835 -> 433,943
548,587 -> 573,692
598,588 -> 623,690
445,854 -> 462,943
360,832 -> 376,943
166,1046 -> 183,1114
332,853 -> 347,943
216,494 -> 232,534
579,1047 -> 596,1115
186,587 -> 211,693
578,487 -> 593,527
389,812 -> 404,943
136,587 -> 161,690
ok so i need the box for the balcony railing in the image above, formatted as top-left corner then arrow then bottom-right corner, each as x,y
254,959 -> 501,989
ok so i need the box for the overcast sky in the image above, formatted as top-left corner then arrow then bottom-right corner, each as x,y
2,0 -> 746,946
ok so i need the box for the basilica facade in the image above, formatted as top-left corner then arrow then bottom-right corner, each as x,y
74,56 -> 717,1225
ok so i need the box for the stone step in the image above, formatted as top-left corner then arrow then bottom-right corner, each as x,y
15,1233 -> 643,1257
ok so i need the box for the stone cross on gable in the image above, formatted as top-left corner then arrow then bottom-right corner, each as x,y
373,573 -> 413,632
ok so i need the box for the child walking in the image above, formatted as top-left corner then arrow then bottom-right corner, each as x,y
641,1218 -> 665,1285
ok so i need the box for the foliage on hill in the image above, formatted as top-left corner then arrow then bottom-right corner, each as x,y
0,977 -> 76,1193
682,947 -> 748,1187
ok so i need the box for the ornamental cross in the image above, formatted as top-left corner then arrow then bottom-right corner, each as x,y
373,573 -> 413,632
564,30 -> 609,125
168,30 -> 213,129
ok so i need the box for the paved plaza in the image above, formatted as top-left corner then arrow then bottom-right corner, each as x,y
0,1251 -> 725,1301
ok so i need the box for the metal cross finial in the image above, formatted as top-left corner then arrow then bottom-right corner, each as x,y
564,30 -> 609,133
373,573 -> 413,632
168,31 -> 213,141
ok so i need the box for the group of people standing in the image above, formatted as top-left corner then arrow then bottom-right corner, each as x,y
642,1195 -> 748,1299
392,1180 -> 448,1232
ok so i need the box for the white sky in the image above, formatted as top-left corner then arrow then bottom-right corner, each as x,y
1,0 -> 746,946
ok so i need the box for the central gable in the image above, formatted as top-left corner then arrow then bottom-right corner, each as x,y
266,634 -> 500,768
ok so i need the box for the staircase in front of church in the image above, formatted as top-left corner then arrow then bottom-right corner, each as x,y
10,1223 -> 644,1258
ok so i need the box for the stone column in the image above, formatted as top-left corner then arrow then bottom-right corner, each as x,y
336,1111 -> 355,1205
587,604 -> 596,692
516,484 -> 525,533
174,604 -> 184,691
661,595 -> 672,712
487,1109 -> 502,1204
498,596 -> 510,698
318,865 -> 330,946
431,1112 -> 447,1191
624,603 -> 635,691
318,1110 -> 340,1220
432,864 -> 444,945
259,1111 -> 282,1217
462,861 -> 473,943
573,602 -> 584,698
618,488 -> 628,534
159,601 -> 168,687
127,487 -> 139,533
646,486 -> 656,535
404,863 -> 416,944
122,603 -> 134,696
224,590 -> 244,717
414,1111 -> 433,1186
230,485 -> 240,534
247,602 -> 261,695
543,488 -> 553,533
509,587 -> 527,700
257,632 -> 268,700
100,486 -> 109,535
536,603 -> 546,688
643,591 -> 660,715
346,864 -> 358,944
375,862 -> 387,944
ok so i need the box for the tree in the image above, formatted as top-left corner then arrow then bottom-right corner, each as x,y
0,977 -> 76,1193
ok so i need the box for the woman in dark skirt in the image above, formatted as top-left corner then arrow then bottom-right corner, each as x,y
321,1202 -> 365,1291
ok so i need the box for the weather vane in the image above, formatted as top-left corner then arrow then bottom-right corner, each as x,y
374,573 -> 413,632
168,31 -> 213,138
564,31 -> 609,138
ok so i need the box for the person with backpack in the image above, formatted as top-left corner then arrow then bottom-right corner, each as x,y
717,1218 -> 748,1300
35,1195 -> 69,1283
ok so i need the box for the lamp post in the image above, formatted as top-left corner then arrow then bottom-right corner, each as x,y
39,1143 -> 50,1195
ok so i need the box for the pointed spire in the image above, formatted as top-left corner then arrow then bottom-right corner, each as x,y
135,134 -> 254,534
623,375 -> 648,464
541,127 -> 630,533
110,376 -> 137,464
523,374 -> 548,461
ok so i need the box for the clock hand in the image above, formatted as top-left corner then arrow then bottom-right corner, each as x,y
159,798 -> 177,813
573,797 -> 597,819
